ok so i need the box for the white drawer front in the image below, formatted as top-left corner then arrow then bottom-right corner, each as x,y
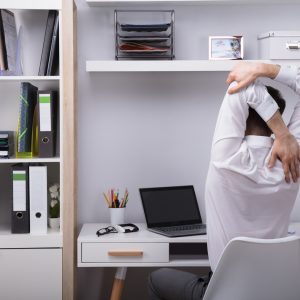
259,37 -> 300,59
0,249 -> 62,300
81,242 -> 169,263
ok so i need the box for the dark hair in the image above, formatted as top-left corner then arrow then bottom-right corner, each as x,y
246,86 -> 286,135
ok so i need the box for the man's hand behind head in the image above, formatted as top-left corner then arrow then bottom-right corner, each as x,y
227,62 -> 260,94
227,62 -> 281,94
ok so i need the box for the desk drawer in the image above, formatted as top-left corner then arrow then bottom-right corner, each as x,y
81,242 -> 169,263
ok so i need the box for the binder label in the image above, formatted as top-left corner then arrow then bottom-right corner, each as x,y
13,171 -> 26,211
39,94 -> 51,132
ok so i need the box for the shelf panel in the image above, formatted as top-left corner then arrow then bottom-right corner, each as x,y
0,0 -> 62,10
87,0 -> 300,6
0,76 -> 61,82
0,157 -> 61,164
86,59 -> 294,72
0,227 -> 62,248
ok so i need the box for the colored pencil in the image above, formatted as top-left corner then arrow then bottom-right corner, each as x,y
103,192 -> 111,207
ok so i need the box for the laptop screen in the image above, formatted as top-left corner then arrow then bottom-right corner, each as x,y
139,186 -> 202,227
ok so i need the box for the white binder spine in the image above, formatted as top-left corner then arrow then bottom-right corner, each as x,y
29,166 -> 48,235
39,93 -> 52,132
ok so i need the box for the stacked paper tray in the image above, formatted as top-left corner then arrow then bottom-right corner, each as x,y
115,10 -> 175,60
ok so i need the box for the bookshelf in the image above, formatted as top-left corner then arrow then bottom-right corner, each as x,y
0,1 -> 76,300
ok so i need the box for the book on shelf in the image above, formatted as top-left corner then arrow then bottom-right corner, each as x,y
0,9 -> 17,74
14,82 -> 58,159
0,11 -> 7,70
11,163 -> 50,235
46,13 -> 59,76
39,10 -> 59,76
0,131 -> 14,158
11,164 -> 30,234
16,82 -> 38,158
37,91 -> 57,158
29,164 -> 48,235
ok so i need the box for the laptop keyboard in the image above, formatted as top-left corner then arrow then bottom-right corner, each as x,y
157,224 -> 205,232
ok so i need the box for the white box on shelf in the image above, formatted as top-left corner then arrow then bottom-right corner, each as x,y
258,31 -> 300,60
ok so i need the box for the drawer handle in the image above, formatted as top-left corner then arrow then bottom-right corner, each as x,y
286,41 -> 300,50
108,250 -> 143,257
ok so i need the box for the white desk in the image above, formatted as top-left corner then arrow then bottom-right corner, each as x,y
78,222 -> 300,300
78,223 -> 209,300
78,223 -> 209,268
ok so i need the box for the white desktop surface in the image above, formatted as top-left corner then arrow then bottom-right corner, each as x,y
78,223 -> 208,243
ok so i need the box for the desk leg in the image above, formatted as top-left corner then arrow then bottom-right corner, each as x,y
110,267 -> 127,300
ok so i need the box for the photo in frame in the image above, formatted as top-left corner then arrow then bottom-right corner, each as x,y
209,36 -> 244,60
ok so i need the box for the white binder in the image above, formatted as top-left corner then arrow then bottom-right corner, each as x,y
29,165 -> 48,235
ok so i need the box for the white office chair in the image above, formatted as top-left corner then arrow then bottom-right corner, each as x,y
203,236 -> 300,300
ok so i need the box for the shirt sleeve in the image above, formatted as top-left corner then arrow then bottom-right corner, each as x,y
212,81 -> 279,162
275,65 -> 300,144
275,65 -> 300,95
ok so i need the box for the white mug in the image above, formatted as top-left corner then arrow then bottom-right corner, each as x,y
109,207 -> 125,225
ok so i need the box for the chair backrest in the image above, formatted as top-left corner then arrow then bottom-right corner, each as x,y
203,236 -> 300,300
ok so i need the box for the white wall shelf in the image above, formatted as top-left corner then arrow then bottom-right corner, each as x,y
0,157 -> 61,164
86,59 -> 298,73
0,76 -> 61,82
0,227 -> 62,248
86,0 -> 300,6
0,0 -> 61,10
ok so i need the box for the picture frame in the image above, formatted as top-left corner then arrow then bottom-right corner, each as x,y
209,36 -> 244,60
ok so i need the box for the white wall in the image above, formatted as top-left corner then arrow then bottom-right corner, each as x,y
76,1 -> 300,299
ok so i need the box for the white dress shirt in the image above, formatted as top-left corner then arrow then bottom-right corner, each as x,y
205,65 -> 300,272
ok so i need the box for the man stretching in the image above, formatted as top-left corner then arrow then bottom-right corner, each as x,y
148,63 -> 300,300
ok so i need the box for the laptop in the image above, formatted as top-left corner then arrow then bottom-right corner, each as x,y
139,185 -> 206,237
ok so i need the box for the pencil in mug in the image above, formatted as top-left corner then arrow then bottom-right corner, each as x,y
103,192 -> 111,207
124,189 -> 129,207
120,197 -> 125,208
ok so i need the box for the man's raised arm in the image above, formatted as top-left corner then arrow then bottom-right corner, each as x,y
226,62 -> 300,183
213,81 -> 278,162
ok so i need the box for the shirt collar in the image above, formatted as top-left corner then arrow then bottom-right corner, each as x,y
245,135 -> 273,148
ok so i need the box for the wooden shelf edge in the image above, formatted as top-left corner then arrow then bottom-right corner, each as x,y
62,0 -> 77,299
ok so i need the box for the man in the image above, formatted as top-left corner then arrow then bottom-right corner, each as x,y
148,63 -> 300,300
